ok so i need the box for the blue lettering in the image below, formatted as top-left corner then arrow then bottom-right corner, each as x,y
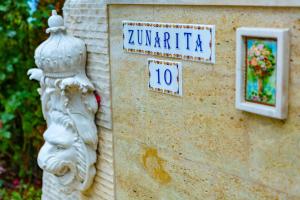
137,30 -> 143,45
164,32 -> 171,49
184,32 -> 192,50
176,33 -> 179,49
164,69 -> 172,85
128,29 -> 134,45
195,34 -> 203,52
156,68 -> 161,84
154,32 -> 161,48
146,30 -> 152,46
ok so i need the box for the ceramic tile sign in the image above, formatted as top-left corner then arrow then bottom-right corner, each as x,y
148,59 -> 182,96
236,27 -> 290,119
123,21 -> 215,63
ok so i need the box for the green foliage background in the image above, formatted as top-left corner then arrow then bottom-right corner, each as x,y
0,0 -> 64,199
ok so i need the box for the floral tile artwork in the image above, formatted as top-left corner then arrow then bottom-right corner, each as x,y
245,38 -> 277,106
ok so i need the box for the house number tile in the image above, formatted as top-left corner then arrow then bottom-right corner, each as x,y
148,58 -> 182,96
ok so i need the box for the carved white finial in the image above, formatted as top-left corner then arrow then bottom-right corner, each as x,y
52,10 -> 57,15
48,10 -> 64,28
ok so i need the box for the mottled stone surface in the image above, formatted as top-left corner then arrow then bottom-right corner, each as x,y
110,5 -> 300,200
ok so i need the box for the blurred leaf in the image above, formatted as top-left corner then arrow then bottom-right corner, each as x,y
0,130 -> 11,139
0,73 -> 6,81
6,30 -> 16,38
6,64 -> 14,72
0,0 -> 63,189
1,113 -> 14,123
11,191 -> 22,200
0,5 -> 8,12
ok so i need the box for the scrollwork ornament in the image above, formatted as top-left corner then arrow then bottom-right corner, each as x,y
27,10 -> 98,196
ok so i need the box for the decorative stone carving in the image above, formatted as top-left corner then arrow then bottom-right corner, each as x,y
27,10 -> 98,195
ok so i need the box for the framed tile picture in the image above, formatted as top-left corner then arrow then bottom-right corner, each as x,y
236,27 -> 290,119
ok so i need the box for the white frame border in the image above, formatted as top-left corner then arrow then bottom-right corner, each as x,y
236,27 -> 290,119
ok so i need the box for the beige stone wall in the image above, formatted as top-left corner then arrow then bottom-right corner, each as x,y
107,0 -> 300,7
110,5 -> 300,200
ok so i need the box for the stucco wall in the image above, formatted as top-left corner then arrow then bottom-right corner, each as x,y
110,5 -> 300,200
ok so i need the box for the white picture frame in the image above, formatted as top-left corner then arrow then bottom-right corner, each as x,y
236,27 -> 290,119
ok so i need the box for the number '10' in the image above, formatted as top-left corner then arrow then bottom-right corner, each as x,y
156,68 -> 172,85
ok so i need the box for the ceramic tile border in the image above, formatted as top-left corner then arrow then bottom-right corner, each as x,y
123,21 -> 215,63
106,0 -> 300,7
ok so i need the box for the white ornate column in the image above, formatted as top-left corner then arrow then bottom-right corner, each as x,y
27,10 -> 98,199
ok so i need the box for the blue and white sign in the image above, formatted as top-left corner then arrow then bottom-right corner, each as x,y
123,21 -> 215,63
148,59 -> 182,96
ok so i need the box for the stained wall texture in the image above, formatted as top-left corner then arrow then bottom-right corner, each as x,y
110,5 -> 300,200
42,0 -> 114,200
